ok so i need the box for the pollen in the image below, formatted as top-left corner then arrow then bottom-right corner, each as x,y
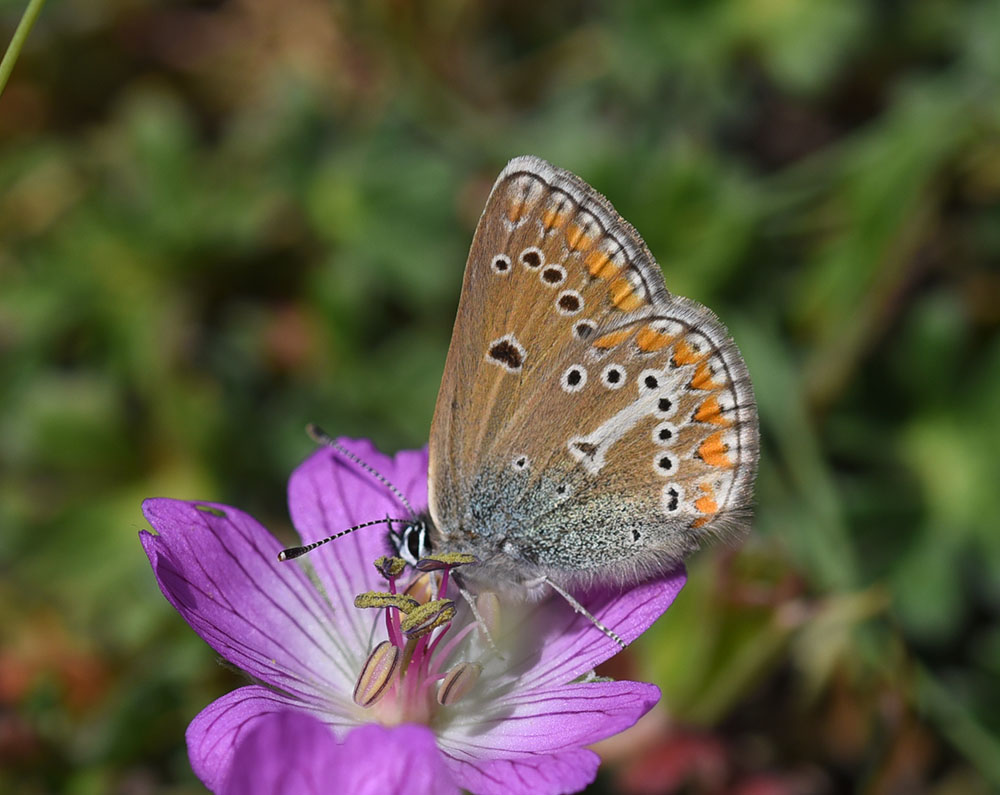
354,591 -> 421,612
415,552 -> 479,571
400,599 -> 456,638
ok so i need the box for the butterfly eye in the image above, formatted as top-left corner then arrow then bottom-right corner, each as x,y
398,521 -> 430,566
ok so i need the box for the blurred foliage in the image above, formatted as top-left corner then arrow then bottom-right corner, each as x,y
2,0 -> 999,793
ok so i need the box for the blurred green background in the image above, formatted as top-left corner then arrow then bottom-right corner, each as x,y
2,0 -> 1000,792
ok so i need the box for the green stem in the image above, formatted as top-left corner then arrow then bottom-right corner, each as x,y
0,0 -> 48,99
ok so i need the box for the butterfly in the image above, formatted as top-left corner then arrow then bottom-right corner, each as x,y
285,156 -> 759,640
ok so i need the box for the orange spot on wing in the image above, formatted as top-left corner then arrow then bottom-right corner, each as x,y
609,277 -> 644,310
672,339 -> 705,367
542,208 -> 568,230
565,224 -> 594,252
694,395 -> 732,426
693,483 -> 719,527
636,326 -> 674,352
585,250 -> 614,278
689,362 -> 719,390
610,278 -> 642,312
593,328 -> 632,349
698,432 -> 733,469
506,202 -> 526,223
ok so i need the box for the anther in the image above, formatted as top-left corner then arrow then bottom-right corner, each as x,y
437,662 -> 483,706
353,640 -> 401,708
415,553 -> 479,571
353,592 -> 420,613
400,599 -> 456,638
374,556 -> 407,579
402,572 -> 437,604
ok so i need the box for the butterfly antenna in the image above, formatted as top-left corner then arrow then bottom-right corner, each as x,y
278,517 -> 409,561
306,423 -> 415,515
541,576 -> 626,650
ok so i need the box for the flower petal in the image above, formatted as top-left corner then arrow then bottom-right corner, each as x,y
438,680 -> 659,759
333,723 -> 459,795
220,711 -> 458,795
187,686 -> 308,792
141,498 -> 360,702
287,440 -> 428,655
222,709 -> 341,795
499,568 -> 686,690
442,749 -> 600,795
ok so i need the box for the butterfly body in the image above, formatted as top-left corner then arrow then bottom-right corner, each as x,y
421,156 -> 759,596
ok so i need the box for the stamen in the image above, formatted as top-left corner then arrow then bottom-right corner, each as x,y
354,592 -> 420,613
415,553 -> 479,571
402,572 -> 438,604
353,641 -> 401,708
400,599 -> 456,639
437,662 -> 483,706
374,556 -> 407,579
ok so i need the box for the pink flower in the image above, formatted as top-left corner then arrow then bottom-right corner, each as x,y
141,439 -> 686,794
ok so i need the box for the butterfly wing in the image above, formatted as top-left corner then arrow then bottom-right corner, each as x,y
428,156 -> 758,588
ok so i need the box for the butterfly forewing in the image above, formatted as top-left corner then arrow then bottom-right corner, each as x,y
428,156 -> 758,588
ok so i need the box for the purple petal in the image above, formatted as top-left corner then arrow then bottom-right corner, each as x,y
141,498 -> 361,703
501,568 -> 686,690
187,686 -> 309,792
333,723 -> 458,795
443,749 -> 600,795
221,712 -> 458,795
222,709 -> 341,795
287,440 -> 428,654
438,680 -> 659,759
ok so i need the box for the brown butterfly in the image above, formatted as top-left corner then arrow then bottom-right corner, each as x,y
286,156 -> 759,644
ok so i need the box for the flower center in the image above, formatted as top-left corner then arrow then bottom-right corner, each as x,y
351,554 -> 492,726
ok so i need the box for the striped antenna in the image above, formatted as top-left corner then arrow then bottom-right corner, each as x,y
306,424 -> 415,515
278,517 -> 409,561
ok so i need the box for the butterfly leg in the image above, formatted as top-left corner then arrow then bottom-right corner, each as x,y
453,576 -> 502,658
539,577 -> 626,650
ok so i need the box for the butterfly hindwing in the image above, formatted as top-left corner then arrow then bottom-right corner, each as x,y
428,156 -> 758,587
